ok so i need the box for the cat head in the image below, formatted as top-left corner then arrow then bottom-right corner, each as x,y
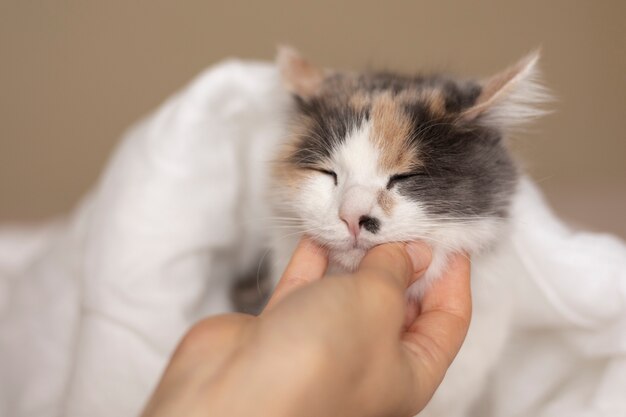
272,47 -> 548,271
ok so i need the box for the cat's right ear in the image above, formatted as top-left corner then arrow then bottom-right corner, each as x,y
277,46 -> 325,99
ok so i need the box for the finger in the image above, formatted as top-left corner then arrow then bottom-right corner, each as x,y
357,241 -> 432,292
354,242 -> 431,329
263,237 -> 328,312
402,253 -> 472,400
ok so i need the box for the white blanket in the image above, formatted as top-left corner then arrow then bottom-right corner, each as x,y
1,60 -> 624,417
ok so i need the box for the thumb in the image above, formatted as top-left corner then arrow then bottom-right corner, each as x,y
352,242 -> 432,329
357,241 -> 432,292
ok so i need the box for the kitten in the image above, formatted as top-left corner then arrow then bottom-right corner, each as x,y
268,47 -> 548,416
270,47 -> 546,297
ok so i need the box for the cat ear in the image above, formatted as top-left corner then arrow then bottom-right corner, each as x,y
277,46 -> 325,99
462,50 -> 550,128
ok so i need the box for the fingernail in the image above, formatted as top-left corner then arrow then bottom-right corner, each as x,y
406,242 -> 431,273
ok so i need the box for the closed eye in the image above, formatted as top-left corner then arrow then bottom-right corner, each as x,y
386,171 -> 425,189
311,168 -> 338,185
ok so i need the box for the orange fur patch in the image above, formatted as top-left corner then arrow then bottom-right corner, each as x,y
348,92 -> 371,113
271,130 -> 315,191
377,190 -> 395,215
370,93 -> 420,174
420,89 -> 446,116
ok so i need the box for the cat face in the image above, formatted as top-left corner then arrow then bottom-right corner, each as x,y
272,48 -> 547,271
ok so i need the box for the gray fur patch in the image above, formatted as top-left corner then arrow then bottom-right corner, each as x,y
286,71 -> 518,221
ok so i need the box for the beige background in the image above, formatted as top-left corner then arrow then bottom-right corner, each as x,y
1,1 -> 624,237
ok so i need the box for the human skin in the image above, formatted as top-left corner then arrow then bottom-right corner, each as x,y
141,239 -> 471,417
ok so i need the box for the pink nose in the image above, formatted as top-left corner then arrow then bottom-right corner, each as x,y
339,213 -> 381,238
339,185 -> 381,239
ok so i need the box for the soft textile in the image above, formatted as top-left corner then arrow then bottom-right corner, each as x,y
1,60 -> 624,417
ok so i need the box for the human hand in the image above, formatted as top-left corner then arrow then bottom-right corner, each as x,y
141,238 -> 471,417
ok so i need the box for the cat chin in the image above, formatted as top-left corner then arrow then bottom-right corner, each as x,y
316,216 -> 507,299
328,247 -> 367,272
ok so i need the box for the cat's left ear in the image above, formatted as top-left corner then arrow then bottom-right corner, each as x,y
277,46 -> 325,99
462,50 -> 550,128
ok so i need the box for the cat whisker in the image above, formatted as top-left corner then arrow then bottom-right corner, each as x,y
255,224 -> 337,293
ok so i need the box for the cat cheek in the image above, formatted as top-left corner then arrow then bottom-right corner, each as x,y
297,180 -> 335,216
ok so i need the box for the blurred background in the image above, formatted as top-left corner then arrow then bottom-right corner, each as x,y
1,1 -> 624,237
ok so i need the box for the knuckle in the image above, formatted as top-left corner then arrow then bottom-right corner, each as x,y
361,269 -> 404,304
374,243 -> 407,264
177,320 -> 214,354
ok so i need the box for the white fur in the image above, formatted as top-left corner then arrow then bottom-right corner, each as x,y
469,51 -> 551,130
271,118 -> 506,297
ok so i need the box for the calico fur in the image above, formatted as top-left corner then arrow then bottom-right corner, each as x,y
271,47 -> 547,297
